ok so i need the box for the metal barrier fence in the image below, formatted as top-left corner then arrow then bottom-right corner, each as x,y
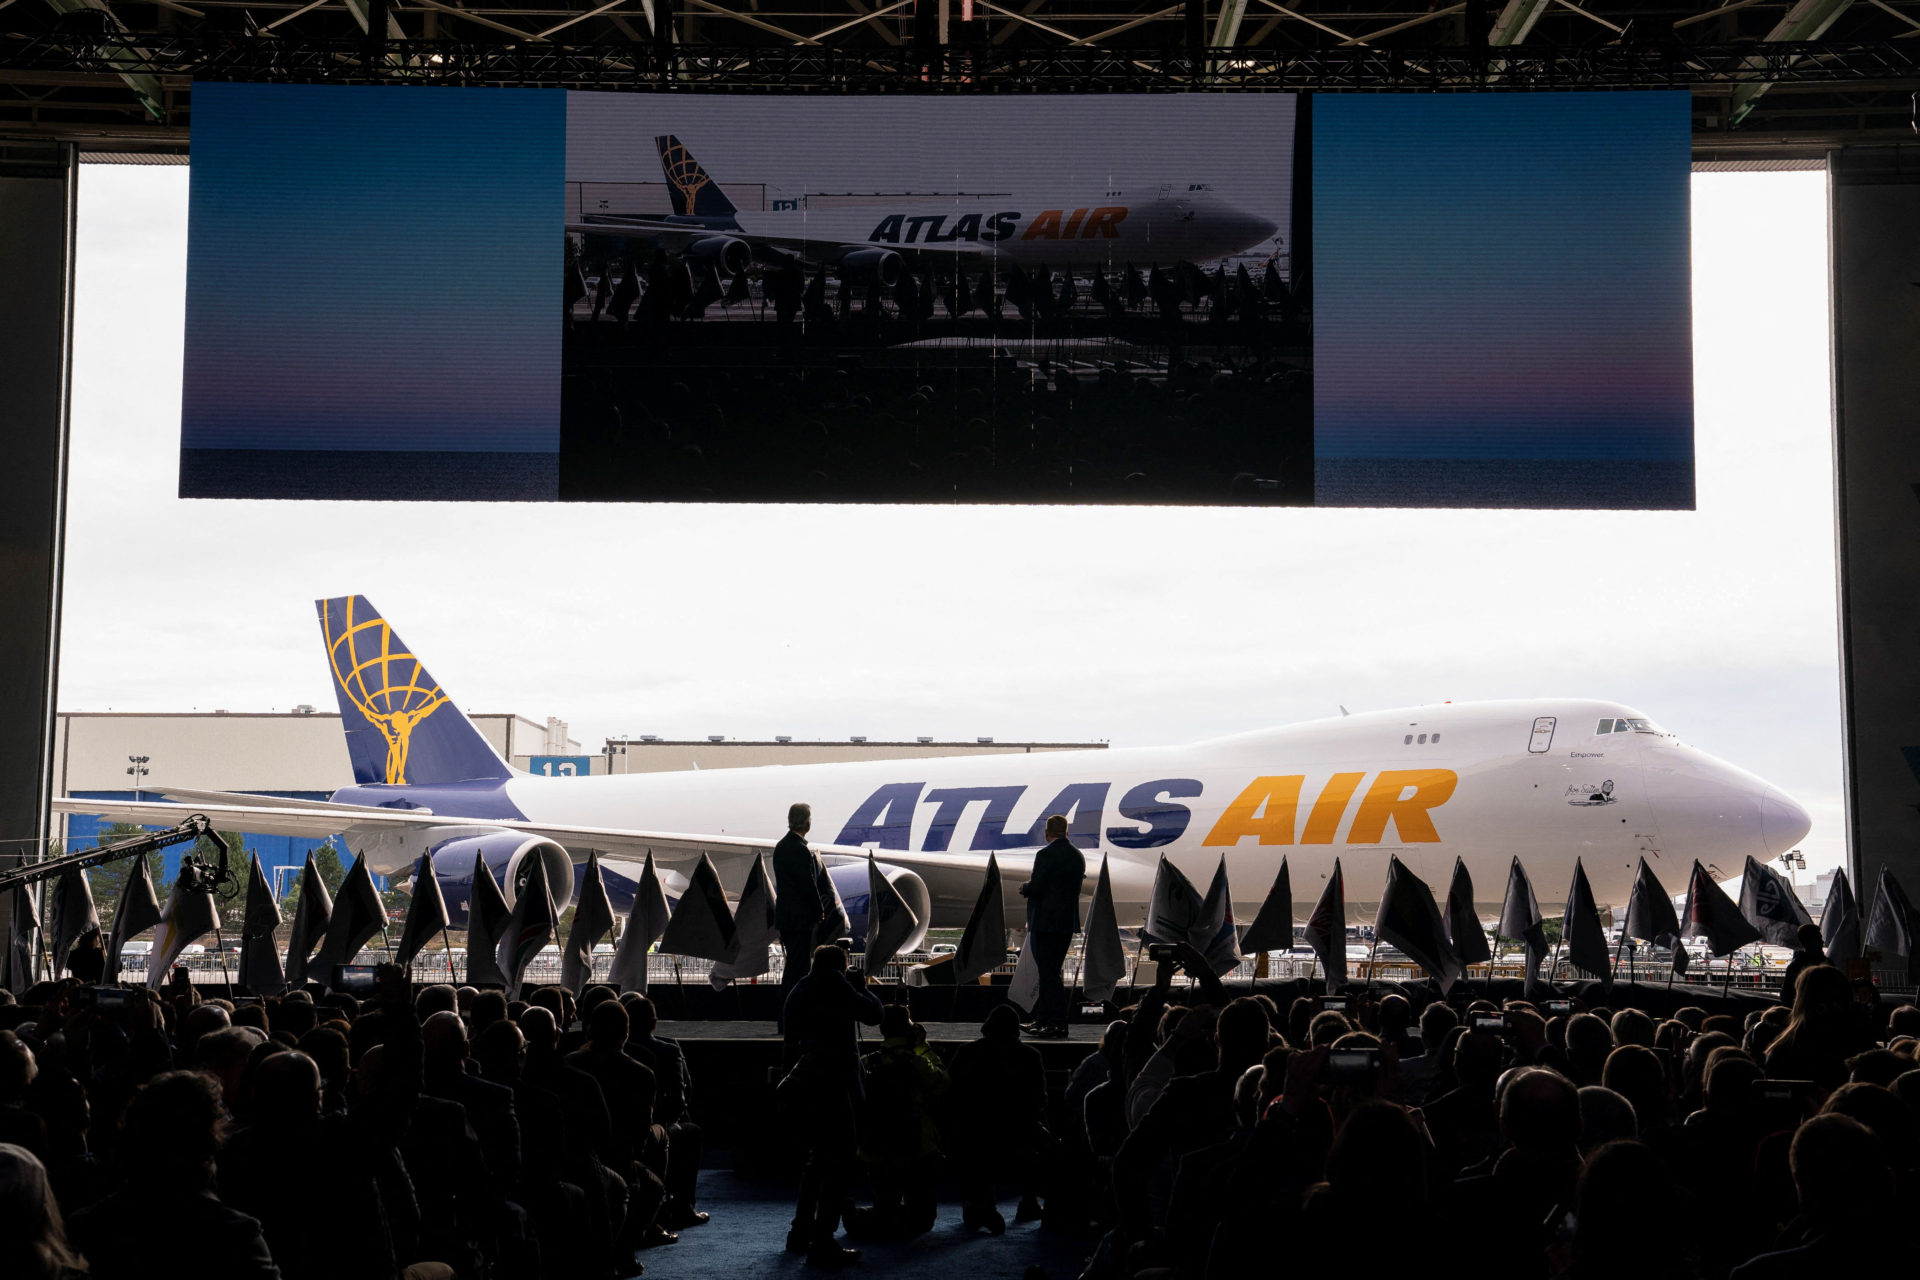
130,947 -> 1914,998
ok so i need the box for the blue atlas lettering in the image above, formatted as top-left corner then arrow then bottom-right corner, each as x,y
834,782 -> 924,850
1025,782 -> 1112,850
921,786 -> 1027,852
981,212 -> 1019,242
1106,778 -> 1203,849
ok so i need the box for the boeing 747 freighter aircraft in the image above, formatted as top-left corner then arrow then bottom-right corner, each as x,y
57,597 -> 1810,953
567,135 -> 1282,288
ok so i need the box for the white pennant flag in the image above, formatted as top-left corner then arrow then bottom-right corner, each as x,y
148,876 -> 221,990
1007,931 -> 1041,1014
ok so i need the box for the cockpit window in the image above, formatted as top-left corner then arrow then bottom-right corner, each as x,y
1626,718 -> 1657,732
1615,720 -> 1631,732
1596,718 -> 1614,734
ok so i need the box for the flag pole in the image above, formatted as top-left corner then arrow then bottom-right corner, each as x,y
1547,931 -> 1564,992
1364,932 -> 1381,992
1721,948 -> 1736,996
440,925 -> 458,983
214,919 -> 233,997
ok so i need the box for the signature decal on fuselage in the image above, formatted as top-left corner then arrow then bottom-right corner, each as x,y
831,770 -> 1459,852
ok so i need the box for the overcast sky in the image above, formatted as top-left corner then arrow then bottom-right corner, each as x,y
60,166 -> 1844,874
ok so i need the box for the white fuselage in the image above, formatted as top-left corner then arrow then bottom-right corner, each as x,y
469,699 -> 1810,927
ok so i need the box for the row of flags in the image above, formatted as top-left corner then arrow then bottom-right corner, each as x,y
12,837 -> 1920,1000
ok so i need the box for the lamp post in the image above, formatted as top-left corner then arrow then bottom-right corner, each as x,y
126,755 -> 150,803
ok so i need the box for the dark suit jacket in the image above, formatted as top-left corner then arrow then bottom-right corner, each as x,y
774,831 -> 825,934
628,1033 -> 693,1127
1021,837 -> 1086,934
427,1065 -> 521,1189
567,1044 -> 658,1167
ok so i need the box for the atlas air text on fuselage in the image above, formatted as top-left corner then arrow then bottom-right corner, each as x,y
865,207 -> 1130,246
833,770 -> 1457,852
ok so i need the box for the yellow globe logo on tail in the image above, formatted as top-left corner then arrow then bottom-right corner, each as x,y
323,597 -> 449,786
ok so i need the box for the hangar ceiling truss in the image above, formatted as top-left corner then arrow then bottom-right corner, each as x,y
3,0 -> 1919,154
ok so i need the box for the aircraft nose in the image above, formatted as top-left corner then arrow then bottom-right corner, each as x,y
1642,753 -> 1776,865
1761,786 -> 1812,858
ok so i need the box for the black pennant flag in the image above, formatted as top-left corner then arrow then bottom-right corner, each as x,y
1304,860 -> 1347,994
1240,858 -> 1294,957
1562,858 -> 1612,984
394,856 -> 452,971
1682,860 -> 1761,957
1374,856 -> 1463,989
238,853 -> 285,996
1444,857 -> 1491,967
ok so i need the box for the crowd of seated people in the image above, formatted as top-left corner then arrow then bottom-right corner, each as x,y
0,971 -> 702,1280
1036,945 -> 1916,1279
1,946 -> 1917,1280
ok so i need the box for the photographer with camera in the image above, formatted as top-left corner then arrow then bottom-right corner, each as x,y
778,944 -> 882,1268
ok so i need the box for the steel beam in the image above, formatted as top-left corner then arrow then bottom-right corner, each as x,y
1731,0 -> 1858,121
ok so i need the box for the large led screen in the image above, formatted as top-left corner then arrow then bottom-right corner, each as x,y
179,85 -> 1691,509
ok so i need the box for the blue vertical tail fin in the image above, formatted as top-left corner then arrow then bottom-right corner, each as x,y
316,596 -> 514,786
656,135 -> 739,220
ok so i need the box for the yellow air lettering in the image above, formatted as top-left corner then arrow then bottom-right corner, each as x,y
1021,209 -> 1064,240
1300,772 -> 1366,844
1202,775 -> 1304,846
1346,770 -> 1457,844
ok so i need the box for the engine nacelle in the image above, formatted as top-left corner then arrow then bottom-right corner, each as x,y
687,235 -> 750,277
824,860 -> 931,956
838,248 -> 902,289
426,833 -> 574,924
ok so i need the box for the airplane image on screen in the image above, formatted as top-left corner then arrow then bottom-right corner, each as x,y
57,596 -> 1811,953
567,134 -> 1283,292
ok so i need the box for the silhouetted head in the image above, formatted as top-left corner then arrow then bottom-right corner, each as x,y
811,945 -> 849,975
626,993 -> 658,1037
588,998 -> 630,1049
789,803 -> 812,836
1500,1067 -> 1581,1158
1791,1113 -> 1891,1219
983,1005 -> 1022,1041
1045,815 -> 1069,841
1577,1086 -> 1638,1155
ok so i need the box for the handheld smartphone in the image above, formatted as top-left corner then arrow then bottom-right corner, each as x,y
95,986 -> 133,1013
1754,1078 -> 1817,1103
1472,1013 -> 1508,1034
169,965 -> 191,993
1545,1000 -> 1574,1017
334,964 -> 378,994
1320,996 -> 1348,1013
1326,1048 -> 1381,1081
1146,942 -> 1180,963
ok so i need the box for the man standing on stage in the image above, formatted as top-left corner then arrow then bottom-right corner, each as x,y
1020,814 -> 1085,1039
774,803 -> 824,995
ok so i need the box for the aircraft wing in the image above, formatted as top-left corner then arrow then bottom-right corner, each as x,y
51,794 -> 1035,881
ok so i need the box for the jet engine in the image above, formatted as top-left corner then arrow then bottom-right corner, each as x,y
824,859 -> 931,955
837,248 -> 903,289
425,833 -> 575,924
686,235 -> 751,277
